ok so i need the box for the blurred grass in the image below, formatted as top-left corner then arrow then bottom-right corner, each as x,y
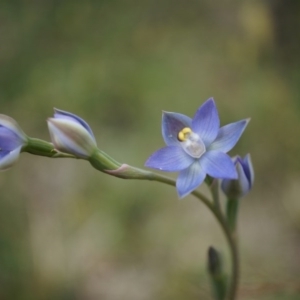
1,1 -> 300,299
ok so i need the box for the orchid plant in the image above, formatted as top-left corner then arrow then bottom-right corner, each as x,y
0,98 -> 253,300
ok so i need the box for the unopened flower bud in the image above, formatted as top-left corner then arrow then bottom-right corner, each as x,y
221,154 -> 254,199
207,246 -> 227,300
47,108 -> 97,158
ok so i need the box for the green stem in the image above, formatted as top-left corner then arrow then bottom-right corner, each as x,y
89,149 -> 122,171
23,138 -> 77,158
226,198 -> 239,234
121,168 -> 239,300
23,142 -> 239,300
210,178 -> 221,212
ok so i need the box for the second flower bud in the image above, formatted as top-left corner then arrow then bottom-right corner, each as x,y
47,109 -> 97,158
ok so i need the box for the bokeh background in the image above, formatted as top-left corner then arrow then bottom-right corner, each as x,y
1,1 -> 300,299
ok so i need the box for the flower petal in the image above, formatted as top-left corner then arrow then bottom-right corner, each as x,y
0,114 -> 27,141
0,127 -> 24,151
242,154 -> 254,188
208,119 -> 249,153
200,151 -> 237,179
47,118 -> 97,158
191,98 -> 219,146
236,162 -> 251,194
176,161 -> 206,198
162,112 -> 192,146
0,146 -> 22,171
145,146 -> 194,171
54,108 -> 95,140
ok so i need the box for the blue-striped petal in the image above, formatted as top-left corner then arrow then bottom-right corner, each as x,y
236,161 -> 251,194
162,112 -> 192,146
54,108 -> 95,140
191,98 -> 219,146
242,154 -> 254,188
47,118 -> 97,158
0,114 -> 27,141
176,161 -> 206,198
145,146 -> 194,171
200,151 -> 237,179
208,119 -> 249,153
0,127 -> 24,151
0,146 -> 22,171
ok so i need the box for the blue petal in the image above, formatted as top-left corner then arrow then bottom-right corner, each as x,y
54,108 -> 95,139
208,119 -> 249,153
145,146 -> 194,171
242,154 -> 254,188
0,127 -> 23,151
0,114 -> 27,141
200,151 -> 237,179
162,112 -> 192,146
0,146 -> 22,171
191,98 -> 219,146
176,161 -> 206,198
236,162 -> 251,195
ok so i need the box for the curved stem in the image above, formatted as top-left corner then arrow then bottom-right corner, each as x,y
210,206 -> 238,300
104,165 -> 239,300
226,198 -> 239,234
24,140 -> 239,299
209,177 -> 221,212
145,172 -> 239,300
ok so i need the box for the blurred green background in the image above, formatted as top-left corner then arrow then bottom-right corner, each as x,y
1,1 -> 300,299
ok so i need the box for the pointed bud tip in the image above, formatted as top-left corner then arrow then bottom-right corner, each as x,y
206,97 -> 215,104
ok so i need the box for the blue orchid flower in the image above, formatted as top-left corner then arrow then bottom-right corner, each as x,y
145,98 -> 249,198
0,115 -> 27,171
221,154 -> 254,199
47,109 -> 97,158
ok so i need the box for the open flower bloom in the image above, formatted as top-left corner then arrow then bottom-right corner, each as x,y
221,154 -> 254,199
145,98 -> 249,198
47,109 -> 97,158
0,115 -> 28,171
